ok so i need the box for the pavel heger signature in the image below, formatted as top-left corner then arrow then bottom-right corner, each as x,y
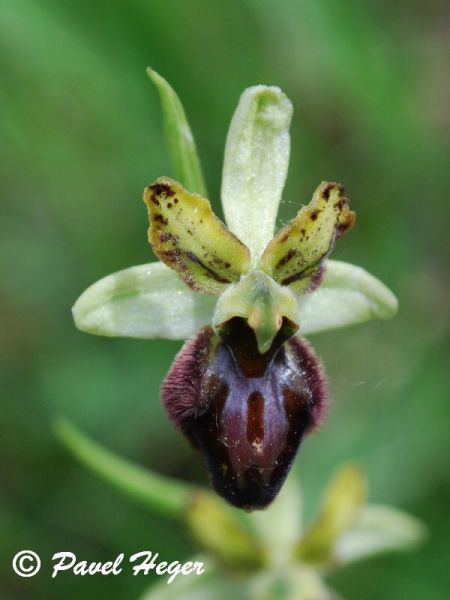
49,551 -> 205,584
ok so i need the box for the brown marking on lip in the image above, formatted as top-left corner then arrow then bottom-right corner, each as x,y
218,317 -> 298,378
310,209 -> 320,221
246,391 -> 265,447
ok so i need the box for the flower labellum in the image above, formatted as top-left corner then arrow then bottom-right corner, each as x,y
162,320 -> 327,509
72,73 -> 398,510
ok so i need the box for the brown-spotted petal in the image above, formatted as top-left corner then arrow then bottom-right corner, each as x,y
144,177 -> 251,295
260,182 -> 355,295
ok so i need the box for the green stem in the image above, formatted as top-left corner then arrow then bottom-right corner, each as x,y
53,417 -> 193,520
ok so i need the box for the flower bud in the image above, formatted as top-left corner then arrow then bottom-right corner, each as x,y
162,319 -> 327,510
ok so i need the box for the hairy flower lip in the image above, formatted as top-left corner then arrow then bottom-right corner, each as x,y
162,326 -> 328,510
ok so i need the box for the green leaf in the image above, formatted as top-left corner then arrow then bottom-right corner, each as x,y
297,260 -> 399,335
334,504 -> 427,565
221,86 -> 293,261
72,262 -> 217,339
260,182 -> 355,294
54,418 -> 193,519
144,177 -> 251,295
147,68 -> 207,196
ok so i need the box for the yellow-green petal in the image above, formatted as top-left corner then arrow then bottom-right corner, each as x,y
144,177 -> 251,295
296,464 -> 367,565
260,182 -> 355,294
185,492 -> 265,570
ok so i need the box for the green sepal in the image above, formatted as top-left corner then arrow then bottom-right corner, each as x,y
297,260 -> 399,335
72,262 -> 217,340
221,85 -> 293,260
334,504 -> 427,566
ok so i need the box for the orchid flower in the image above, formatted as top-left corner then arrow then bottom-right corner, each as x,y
72,69 -> 398,510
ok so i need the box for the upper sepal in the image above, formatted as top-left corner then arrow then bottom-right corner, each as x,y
260,182 -> 355,295
221,86 -> 293,260
144,177 -> 251,295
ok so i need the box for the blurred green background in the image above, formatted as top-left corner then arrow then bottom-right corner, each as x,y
1,0 -> 449,598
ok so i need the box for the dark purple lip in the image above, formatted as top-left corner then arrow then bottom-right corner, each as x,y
162,319 -> 328,510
